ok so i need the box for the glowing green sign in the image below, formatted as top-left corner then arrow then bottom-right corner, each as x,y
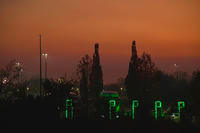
66,99 -> 74,119
177,101 -> 185,120
116,104 -> 120,113
109,100 -> 116,120
132,100 -> 139,120
154,101 -> 162,120
102,93 -> 119,98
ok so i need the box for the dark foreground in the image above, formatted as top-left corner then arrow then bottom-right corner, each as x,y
1,101 -> 199,133
1,119 -> 199,133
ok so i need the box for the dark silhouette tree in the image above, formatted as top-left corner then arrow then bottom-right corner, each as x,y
125,40 -> 140,100
76,54 -> 92,97
76,55 -> 93,118
0,59 -> 25,102
190,70 -> 200,116
0,59 -> 23,84
80,69 -> 88,101
80,68 -> 89,118
89,43 -> 103,98
137,52 -> 156,93
125,41 -> 158,120
88,43 -> 104,119
76,54 -> 92,81
125,41 -> 157,98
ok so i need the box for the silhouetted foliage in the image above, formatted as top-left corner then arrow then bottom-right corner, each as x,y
76,54 -> 92,80
0,59 -> 25,102
89,43 -> 103,98
190,70 -> 200,117
76,55 -> 91,100
0,40 -> 200,126
125,41 -> 156,102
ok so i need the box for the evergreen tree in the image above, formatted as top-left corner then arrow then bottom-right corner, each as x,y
76,54 -> 92,99
190,70 -> 200,115
80,69 -> 88,101
80,68 -> 88,118
89,43 -> 103,98
125,41 -> 141,100
125,41 -> 158,120
125,41 -> 156,99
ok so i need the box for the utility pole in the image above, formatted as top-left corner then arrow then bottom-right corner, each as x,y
45,54 -> 47,80
39,34 -> 42,97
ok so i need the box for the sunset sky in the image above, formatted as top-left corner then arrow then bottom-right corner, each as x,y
0,0 -> 200,84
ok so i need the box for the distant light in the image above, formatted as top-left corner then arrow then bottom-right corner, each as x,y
3,79 -> 7,84
27,87 -> 30,91
2,77 -> 8,84
58,78 -> 64,83
16,62 -> 20,67
174,64 -> 179,67
116,115 -> 119,118
120,88 -> 123,91
42,53 -> 48,57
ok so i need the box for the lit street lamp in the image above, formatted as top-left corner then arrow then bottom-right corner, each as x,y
15,62 -> 23,84
26,87 -> 30,96
42,53 -> 48,80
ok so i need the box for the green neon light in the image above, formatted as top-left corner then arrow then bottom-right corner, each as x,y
177,101 -> 185,120
101,93 -> 119,98
66,99 -> 72,106
116,104 -> 120,113
66,99 -> 73,119
132,100 -> 139,120
109,100 -> 116,107
154,101 -> 162,120
109,100 -> 116,120
66,110 -> 68,119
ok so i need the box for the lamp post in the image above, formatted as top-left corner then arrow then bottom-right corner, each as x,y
26,87 -> 30,97
42,53 -> 48,80
15,62 -> 23,84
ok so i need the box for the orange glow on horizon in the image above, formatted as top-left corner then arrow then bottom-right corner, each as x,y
0,0 -> 200,84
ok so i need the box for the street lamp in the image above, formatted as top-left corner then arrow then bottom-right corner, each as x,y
42,53 -> 48,80
26,87 -> 30,96
15,62 -> 23,84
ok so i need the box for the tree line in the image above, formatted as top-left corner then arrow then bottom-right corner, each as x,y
0,41 -> 200,124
